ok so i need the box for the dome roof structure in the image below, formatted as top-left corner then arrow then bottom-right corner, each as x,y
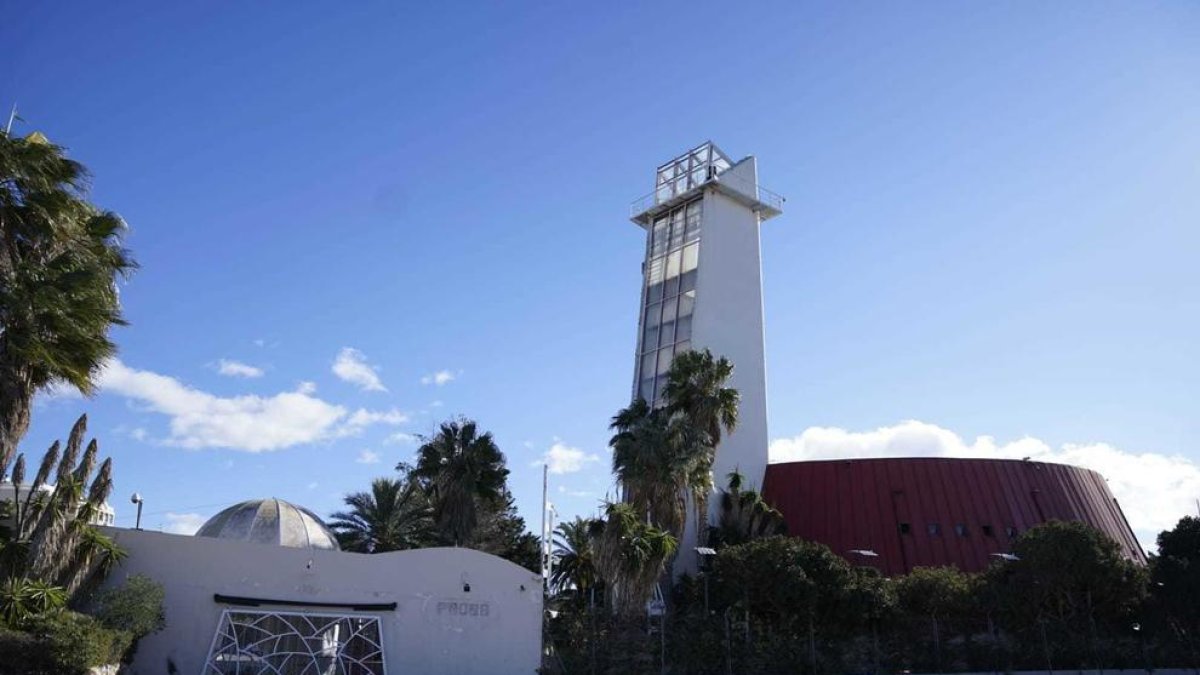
195,498 -> 339,550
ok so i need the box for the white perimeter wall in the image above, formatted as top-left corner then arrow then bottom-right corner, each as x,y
100,528 -> 542,675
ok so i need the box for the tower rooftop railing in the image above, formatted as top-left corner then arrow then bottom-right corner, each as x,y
630,169 -> 784,223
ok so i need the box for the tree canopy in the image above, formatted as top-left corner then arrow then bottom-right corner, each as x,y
409,418 -> 509,547
0,130 -> 135,478
328,477 -> 433,553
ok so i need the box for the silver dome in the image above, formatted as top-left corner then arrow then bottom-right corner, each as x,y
195,498 -> 339,550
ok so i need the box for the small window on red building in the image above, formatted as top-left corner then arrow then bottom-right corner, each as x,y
955,524 -> 969,537
927,523 -> 941,536
1006,526 -> 1018,538
898,522 -> 911,535
982,525 -> 995,537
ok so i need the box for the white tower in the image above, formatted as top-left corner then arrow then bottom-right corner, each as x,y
628,142 -> 783,571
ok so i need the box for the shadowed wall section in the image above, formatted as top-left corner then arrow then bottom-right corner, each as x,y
762,457 -> 1146,576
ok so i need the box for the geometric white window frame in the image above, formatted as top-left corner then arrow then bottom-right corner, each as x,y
203,609 -> 386,675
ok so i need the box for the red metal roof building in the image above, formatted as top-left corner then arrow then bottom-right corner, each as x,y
762,457 -> 1146,576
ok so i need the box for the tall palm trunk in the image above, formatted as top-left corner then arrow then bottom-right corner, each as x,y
0,362 -> 34,481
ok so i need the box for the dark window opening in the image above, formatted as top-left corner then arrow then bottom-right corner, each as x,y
955,524 -> 969,537
898,523 -> 911,535
982,525 -> 995,538
927,523 -> 941,536
1006,526 -> 1018,539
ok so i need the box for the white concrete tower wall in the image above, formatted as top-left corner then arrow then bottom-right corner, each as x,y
691,157 -> 770,495
628,142 -> 782,574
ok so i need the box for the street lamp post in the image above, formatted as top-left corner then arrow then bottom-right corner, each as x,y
848,549 -> 882,675
696,547 -> 716,614
130,493 -> 144,530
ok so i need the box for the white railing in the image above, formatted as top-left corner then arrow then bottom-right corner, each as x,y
714,171 -> 785,212
630,191 -> 661,218
630,171 -> 784,218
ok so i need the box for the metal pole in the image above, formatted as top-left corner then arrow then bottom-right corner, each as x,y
540,464 -> 548,587
539,464 -> 548,666
809,614 -> 817,674
4,105 -> 15,134
661,614 -> 666,675
872,618 -> 879,675
135,501 -> 143,530
724,609 -> 733,675
704,573 -> 710,614
1040,619 -> 1053,675
547,505 -> 557,590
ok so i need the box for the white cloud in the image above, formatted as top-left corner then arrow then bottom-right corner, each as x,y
332,348 -> 387,392
344,408 -> 408,429
163,512 -> 206,536
129,427 -> 148,442
534,442 -> 602,475
421,370 -> 457,386
296,381 -> 317,395
386,432 -> 417,445
356,449 -> 381,464
558,485 -> 594,498
35,380 -> 83,403
97,359 -> 404,453
216,359 -> 264,379
769,420 -> 1200,549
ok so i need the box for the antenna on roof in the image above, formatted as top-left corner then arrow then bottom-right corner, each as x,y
5,104 -> 16,134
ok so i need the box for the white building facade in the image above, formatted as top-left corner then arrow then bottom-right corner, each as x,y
628,142 -> 783,568
101,527 -> 542,675
0,482 -> 115,526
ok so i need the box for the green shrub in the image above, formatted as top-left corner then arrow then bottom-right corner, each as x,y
0,577 -> 66,628
0,610 -> 129,675
0,626 -> 38,670
89,573 -> 166,639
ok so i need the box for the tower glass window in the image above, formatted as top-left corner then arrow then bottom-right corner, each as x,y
635,197 -> 702,404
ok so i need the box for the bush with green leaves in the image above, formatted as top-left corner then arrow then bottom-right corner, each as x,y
1152,516 -> 1200,635
0,610 -> 129,674
88,573 -> 166,640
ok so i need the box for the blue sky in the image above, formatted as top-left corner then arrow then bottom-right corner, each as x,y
4,2 -> 1198,546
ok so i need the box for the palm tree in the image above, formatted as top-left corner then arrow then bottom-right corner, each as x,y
609,349 -> 740,542
408,418 -> 509,546
591,502 -> 677,617
328,477 -> 433,553
608,401 -> 700,538
552,517 -> 601,601
661,348 -> 740,537
0,130 -> 136,479
661,348 -> 739,449
708,470 -> 787,549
